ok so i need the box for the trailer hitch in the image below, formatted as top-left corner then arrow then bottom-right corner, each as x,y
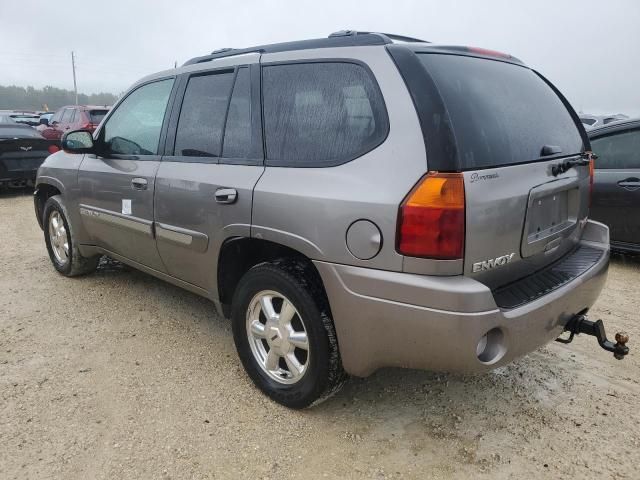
556,313 -> 629,360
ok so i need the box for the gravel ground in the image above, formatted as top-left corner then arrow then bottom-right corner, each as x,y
1,190 -> 639,479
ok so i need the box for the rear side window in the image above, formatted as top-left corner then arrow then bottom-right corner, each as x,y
262,62 -> 388,167
591,129 -> 640,169
89,109 -> 108,124
174,71 -> 234,157
581,118 -> 596,126
418,54 -> 583,170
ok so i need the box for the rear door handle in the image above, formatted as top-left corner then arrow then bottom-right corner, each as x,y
131,177 -> 148,190
617,177 -> 640,190
215,188 -> 237,204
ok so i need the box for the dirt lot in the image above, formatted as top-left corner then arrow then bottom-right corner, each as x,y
1,190 -> 639,480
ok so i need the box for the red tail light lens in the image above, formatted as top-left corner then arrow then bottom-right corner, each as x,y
48,144 -> 60,154
397,172 -> 465,259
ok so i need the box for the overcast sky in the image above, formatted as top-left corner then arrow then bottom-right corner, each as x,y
1,0 -> 639,115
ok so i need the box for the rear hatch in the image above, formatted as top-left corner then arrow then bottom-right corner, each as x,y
400,48 -> 590,288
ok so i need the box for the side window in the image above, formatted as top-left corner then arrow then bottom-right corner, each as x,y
262,62 -> 388,166
102,78 -> 174,155
174,71 -> 234,157
222,67 -> 251,158
60,108 -> 73,124
51,109 -> 64,123
69,109 -> 77,123
591,129 -> 640,169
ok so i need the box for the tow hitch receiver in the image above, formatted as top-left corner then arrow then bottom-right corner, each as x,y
556,313 -> 629,360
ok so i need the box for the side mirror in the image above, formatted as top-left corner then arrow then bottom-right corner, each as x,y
62,129 -> 95,153
39,117 -> 49,126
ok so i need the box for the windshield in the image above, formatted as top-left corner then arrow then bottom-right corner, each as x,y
418,54 -> 583,170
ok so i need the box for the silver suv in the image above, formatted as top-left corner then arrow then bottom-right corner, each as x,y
34,31 -> 611,408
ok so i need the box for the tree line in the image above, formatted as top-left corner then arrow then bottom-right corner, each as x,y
0,85 -> 118,111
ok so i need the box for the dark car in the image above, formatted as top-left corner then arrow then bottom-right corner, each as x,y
39,105 -> 110,140
7,111 -> 41,127
589,118 -> 640,253
0,122 -> 60,187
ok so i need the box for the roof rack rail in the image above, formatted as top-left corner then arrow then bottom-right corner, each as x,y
328,30 -> 429,44
183,30 -> 426,67
183,47 -> 266,66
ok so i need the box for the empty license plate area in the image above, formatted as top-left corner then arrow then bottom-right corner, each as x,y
522,179 -> 580,258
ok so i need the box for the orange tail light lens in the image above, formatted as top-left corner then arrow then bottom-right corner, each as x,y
397,172 -> 465,259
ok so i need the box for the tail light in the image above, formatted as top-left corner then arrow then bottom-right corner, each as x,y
82,123 -> 97,131
397,172 -> 465,259
47,144 -> 60,154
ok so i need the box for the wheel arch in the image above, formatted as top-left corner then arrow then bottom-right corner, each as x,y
217,237 -> 329,318
34,180 -> 63,230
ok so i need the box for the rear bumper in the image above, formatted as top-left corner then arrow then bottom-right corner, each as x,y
315,220 -> 610,377
0,158 -> 44,183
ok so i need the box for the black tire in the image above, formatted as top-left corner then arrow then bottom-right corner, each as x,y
43,195 -> 100,276
231,259 -> 347,409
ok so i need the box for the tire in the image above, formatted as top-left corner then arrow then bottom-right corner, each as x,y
43,195 -> 100,276
231,259 -> 346,409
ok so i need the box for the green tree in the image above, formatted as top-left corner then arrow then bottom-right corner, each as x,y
0,85 -> 118,111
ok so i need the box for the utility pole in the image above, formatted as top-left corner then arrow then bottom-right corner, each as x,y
71,51 -> 78,105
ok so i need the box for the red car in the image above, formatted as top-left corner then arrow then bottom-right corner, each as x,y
38,105 -> 110,140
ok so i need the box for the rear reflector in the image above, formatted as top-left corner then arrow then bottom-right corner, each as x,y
397,172 -> 465,259
48,145 -> 60,154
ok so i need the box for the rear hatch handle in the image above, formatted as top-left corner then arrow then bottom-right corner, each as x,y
551,154 -> 591,176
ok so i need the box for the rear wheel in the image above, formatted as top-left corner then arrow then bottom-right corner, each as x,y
231,260 -> 346,408
43,195 -> 100,276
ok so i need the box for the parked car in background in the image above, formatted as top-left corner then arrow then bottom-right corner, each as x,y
39,105 -> 110,140
0,111 -> 41,127
0,114 -> 17,124
589,118 -> 640,253
34,31 -> 613,408
39,112 -> 55,125
0,121 -> 60,187
580,113 -> 628,129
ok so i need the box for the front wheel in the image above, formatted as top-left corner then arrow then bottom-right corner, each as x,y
43,195 -> 100,276
231,260 -> 346,409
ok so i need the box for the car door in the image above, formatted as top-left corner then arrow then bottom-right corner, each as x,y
77,77 -> 176,271
590,127 -> 640,246
58,107 -> 76,137
154,61 -> 264,292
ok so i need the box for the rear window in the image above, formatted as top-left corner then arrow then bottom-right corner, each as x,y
418,54 -> 583,170
262,62 -> 388,167
89,109 -> 108,124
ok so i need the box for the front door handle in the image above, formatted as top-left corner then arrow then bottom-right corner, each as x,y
215,188 -> 237,204
617,177 -> 640,191
131,177 -> 148,190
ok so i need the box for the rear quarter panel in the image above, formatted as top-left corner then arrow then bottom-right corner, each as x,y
252,46 -> 427,271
